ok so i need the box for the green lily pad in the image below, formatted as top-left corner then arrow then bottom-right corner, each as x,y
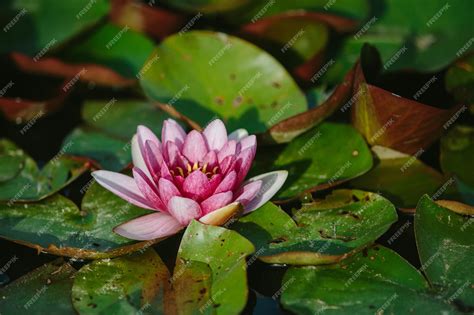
175,220 -> 255,315
233,190 -> 397,265
445,54 -> 474,103
169,260 -> 214,315
0,139 -> 90,202
280,246 -> 461,315
63,99 -> 173,171
441,125 -> 474,189
140,30 -> 307,133
0,181 -> 159,259
63,127 -> 131,172
59,23 -> 155,79
0,259 -> 76,314
0,0 -> 109,55
415,195 -> 474,307
72,249 -> 169,314
252,122 -> 373,200
350,146 -> 448,208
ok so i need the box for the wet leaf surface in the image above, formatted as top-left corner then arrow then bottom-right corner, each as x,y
233,190 -> 397,265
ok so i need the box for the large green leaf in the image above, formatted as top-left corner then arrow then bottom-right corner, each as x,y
252,122 -> 373,199
174,220 -> 255,315
63,99 -> 173,171
350,146 -> 448,208
59,23 -> 155,79
0,259 -> 76,314
233,190 -> 397,265
415,196 -> 474,307
140,31 -> 307,133
72,249 -> 169,314
0,182 -> 159,259
326,0 -> 473,83
280,246 -> 461,315
0,0 -> 109,55
0,139 -> 90,202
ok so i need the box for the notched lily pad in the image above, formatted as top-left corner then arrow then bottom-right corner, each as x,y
72,249 -> 170,314
0,139 -> 90,202
0,182 -> 161,259
175,220 -> 254,315
233,190 -> 397,265
252,122 -> 373,200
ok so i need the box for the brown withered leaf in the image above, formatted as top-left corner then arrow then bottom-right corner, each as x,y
11,52 -> 135,88
351,45 -> 462,154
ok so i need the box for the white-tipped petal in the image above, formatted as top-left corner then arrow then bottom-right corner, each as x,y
242,170 -> 288,213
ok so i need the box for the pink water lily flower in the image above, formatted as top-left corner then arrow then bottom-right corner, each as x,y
92,119 -> 287,240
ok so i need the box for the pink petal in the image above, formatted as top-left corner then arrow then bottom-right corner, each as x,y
131,135 -> 150,179
234,180 -> 262,206
208,173 -> 223,193
144,140 -> 164,182
239,135 -> 256,152
167,196 -> 202,225
114,212 -> 183,240
162,119 -> 187,148
201,191 -> 233,215
203,119 -> 227,151
165,141 -> 184,167
160,161 -> 173,181
133,167 -> 166,211
218,140 -> 237,163
182,130 -> 208,163
235,146 -> 257,184
92,170 -> 155,210
243,171 -> 288,213
220,155 -> 236,175
182,170 -> 211,201
202,150 -> 218,169
228,129 -> 248,141
137,125 -> 161,151
158,178 -> 181,206
214,170 -> 237,194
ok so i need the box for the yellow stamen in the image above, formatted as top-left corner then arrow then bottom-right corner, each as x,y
193,162 -> 199,171
186,163 -> 192,174
212,166 -> 219,174
202,163 -> 208,173
176,167 -> 185,177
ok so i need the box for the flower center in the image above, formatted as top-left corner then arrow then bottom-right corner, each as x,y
170,162 -> 219,178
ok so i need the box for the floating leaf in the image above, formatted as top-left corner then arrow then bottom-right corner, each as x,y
0,139 -> 90,202
415,195 -> 474,307
72,249 -> 169,314
252,122 -> 373,200
0,182 -> 160,259
350,146 -> 448,208
0,0 -> 109,55
59,23 -> 155,79
140,30 -> 307,133
233,190 -> 397,265
168,260 -> 213,315
0,259 -> 76,314
175,220 -> 254,315
351,45 -> 459,154
280,246 -> 460,315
